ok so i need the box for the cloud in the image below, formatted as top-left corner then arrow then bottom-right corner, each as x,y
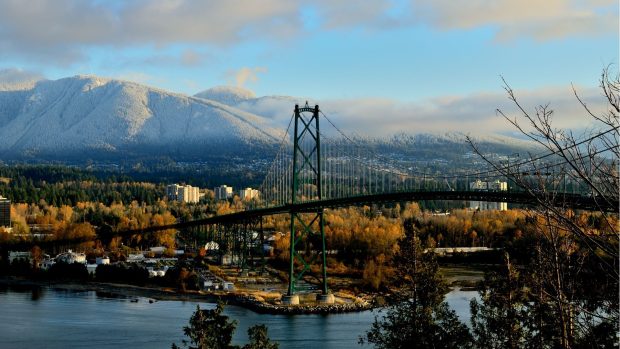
0,68 -> 44,90
330,85 -> 608,136
180,49 -> 207,67
0,0 -> 614,65
235,84 -> 609,137
112,71 -> 167,87
227,67 -> 268,88
410,0 -> 618,42
0,0 -> 300,64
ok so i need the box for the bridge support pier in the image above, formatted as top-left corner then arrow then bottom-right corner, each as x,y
316,293 -> 335,304
282,294 -> 300,305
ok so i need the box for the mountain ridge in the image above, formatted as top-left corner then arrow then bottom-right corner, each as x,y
0,74 -> 536,163
0,75 -> 284,160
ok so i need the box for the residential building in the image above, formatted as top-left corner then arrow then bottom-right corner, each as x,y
40,258 -> 55,270
55,250 -> 87,264
214,185 -> 233,200
0,195 -> 10,228
9,251 -> 32,265
167,184 -> 200,203
166,184 -> 181,200
239,187 -> 260,200
469,180 -> 508,211
96,257 -> 110,265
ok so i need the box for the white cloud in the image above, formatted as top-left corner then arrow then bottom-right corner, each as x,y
236,84 -> 609,137
112,71 -> 167,87
410,0 -> 618,42
0,0 -> 614,65
0,0 -> 300,64
0,67 -> 44,90
227,67 -> 268,88
180,49 -> 206,67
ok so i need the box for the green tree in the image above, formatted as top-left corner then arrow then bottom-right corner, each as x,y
242,324 -> 279,349
172,303 -> 237,349
172,303 -> 278,349
470,253 -> 530,349
361,219 -> 473,349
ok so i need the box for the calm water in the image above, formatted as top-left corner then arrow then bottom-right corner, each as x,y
0,286 -> 477,348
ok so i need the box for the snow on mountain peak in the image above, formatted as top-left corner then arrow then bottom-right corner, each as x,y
0,76 -> 282,160
194,86 -> 256,105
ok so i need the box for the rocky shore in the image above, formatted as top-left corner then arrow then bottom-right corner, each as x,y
0,277 -> 375,315
231,294 -> 373,315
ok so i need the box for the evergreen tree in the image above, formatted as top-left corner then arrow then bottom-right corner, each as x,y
470,252 -> 530,349
172,303 -> 278,349
172,303 -> 237,349
362,219 -> 473,349
242,324 -> 279,349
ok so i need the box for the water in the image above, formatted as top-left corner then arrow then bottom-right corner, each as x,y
0,286 -> 477,348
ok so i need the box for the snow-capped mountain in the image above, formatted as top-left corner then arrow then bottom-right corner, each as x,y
0,74 -> 536,163
0,76 -> 287,160
192,87 -> 539,156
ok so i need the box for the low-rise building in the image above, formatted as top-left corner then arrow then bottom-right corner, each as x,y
9,251 -> 31,265
205,241 -> 220,251
56,250 -> 87,264
40,258 -> 55,270
146,266 -> 170,277
96,257 -> 110,265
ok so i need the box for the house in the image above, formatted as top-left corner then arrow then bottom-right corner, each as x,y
96,257 -> 110,265
55,250 -> 86,264
40,258 -> 55,270
8,251 -> 32,265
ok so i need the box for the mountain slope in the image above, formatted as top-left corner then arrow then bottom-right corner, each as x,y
0,76 -> 284,160
193,88 -> 540,159
0,76 -> 537,163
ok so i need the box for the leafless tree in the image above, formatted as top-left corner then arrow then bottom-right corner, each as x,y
467,68 -> 619,348
467,67 -> 618,271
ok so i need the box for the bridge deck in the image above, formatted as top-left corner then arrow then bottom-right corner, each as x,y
131,190 -> 617,234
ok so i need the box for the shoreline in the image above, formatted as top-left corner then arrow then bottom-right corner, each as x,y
0,277 -> 375,315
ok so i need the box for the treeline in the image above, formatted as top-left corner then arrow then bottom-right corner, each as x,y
362,215 -> 618,348
3,200 -> 190,251
1,259 -> 200,291
0,163 -> 266,205
0,165 -> 165,206
268,203 -> 617,291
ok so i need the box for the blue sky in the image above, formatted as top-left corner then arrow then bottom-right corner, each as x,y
0,0 -> 617,133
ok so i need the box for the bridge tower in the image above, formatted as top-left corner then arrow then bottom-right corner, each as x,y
282,103 -> 333,304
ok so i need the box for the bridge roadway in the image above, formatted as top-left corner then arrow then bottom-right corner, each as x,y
129,190 -> 617,235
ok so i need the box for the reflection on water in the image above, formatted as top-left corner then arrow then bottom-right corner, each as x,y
0,286 -> 478,349
30,287 -> 44,301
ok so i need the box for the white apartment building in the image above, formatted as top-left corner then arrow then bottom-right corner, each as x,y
469,179 -> 508,211
239,187 -> 260,200
214,185 -> 233,200
167,184 -> 200,203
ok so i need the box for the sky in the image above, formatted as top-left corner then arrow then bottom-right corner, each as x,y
0,0 -> 617,135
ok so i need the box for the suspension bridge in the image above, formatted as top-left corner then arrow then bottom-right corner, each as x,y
115,103 -> 614,305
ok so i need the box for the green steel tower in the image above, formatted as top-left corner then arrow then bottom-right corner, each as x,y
283,103 -> 332,304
